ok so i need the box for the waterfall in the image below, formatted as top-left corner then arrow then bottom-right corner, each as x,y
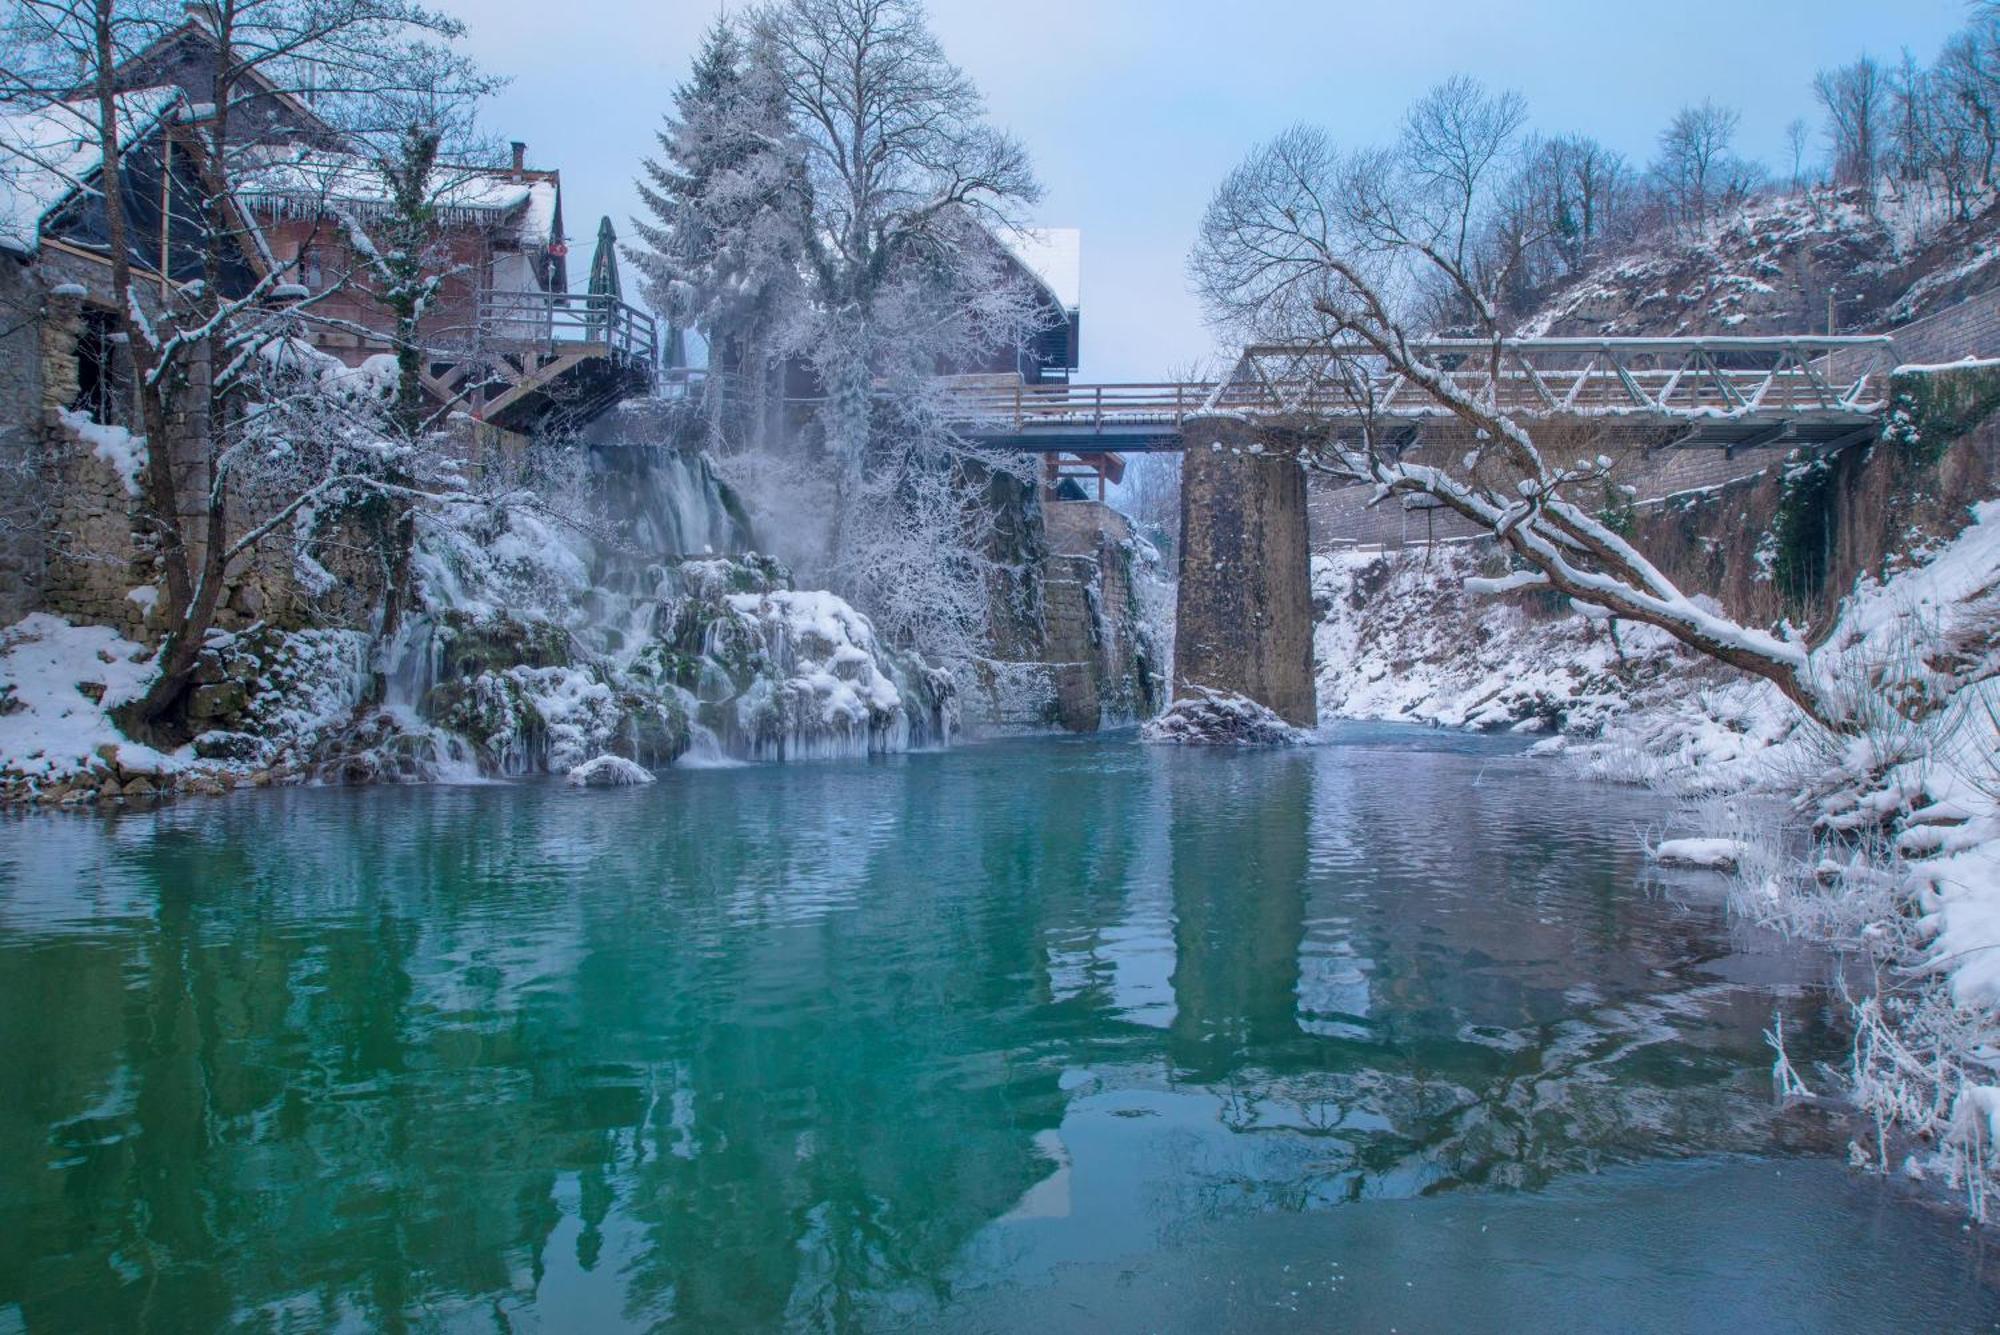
361,430 -> 953,781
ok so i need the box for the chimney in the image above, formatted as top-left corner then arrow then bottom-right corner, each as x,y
510,141 -> 526,179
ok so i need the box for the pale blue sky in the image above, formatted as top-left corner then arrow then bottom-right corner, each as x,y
447,0 -> 1970,379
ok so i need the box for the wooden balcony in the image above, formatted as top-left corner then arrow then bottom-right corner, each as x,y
431,290 -> 659,435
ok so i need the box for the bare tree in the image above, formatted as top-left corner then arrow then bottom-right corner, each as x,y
1494,131 -> 1631,299
1815,56 -> 1886,203
1785,117 -> 1813,192
1651,99 -> 1751,232
745,0 -> 1042,534
1190,116 -> 1850,731
1937,28 -> 2000,193
1399,75 -> 1529,279
2,0 -> 476,738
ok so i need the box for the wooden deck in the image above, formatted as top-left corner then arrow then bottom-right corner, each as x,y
436,290 -> 659,434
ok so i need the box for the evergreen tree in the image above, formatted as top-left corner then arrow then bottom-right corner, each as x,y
629,18 -> 803,405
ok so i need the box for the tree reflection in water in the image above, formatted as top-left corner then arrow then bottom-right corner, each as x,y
0,732 -> 1848,1330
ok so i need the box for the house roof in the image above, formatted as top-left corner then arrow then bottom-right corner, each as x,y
104,17 -> 345,148
236,149 -> 562,246
0,87 -> 185,256
1000,227 -> 1080,311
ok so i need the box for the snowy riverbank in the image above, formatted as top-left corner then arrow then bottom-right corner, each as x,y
1313,509 -> 2000,1213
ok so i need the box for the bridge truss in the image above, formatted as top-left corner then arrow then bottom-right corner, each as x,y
951,336 -> 1900,454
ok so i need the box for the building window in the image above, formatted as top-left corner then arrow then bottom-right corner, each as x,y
71,309 -> 122,425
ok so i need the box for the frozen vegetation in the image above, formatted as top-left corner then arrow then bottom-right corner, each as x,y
0,446 -> 955,803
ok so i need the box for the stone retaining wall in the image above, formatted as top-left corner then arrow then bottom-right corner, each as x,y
966,499 -> 1160,732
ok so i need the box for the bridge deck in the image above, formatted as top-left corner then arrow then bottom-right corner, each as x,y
948,336 -> 1898,453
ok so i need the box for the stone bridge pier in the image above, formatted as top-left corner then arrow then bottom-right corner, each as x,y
1172,416 -> 1317,727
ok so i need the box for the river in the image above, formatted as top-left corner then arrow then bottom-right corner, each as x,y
0,726 -> 1994,1331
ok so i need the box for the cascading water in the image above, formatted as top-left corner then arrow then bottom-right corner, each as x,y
369,428 -> 954,780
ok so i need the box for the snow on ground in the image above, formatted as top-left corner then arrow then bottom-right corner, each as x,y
1516,183 -> 2000,339
0,612 -> 371,801
1312,545 -> 1692,735
0,615 -> 174,783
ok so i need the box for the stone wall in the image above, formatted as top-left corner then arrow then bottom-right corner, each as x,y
1043,501 -> 1159,727
1,253 -> 411,643
23,287 -> 338,643
1839,284 -> 2000,372
0,258 -> 51,624
964,498 -> 1162,733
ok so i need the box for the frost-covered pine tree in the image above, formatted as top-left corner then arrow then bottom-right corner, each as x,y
629,17 -> 804,450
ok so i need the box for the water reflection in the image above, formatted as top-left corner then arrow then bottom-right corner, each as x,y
0,730 -> 1946,1330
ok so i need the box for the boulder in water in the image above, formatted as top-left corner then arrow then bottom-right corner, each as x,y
566,755 -> 657,787
1142,688 -> 1311,746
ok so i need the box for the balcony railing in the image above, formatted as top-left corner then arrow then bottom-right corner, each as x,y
477,290 -> 657,366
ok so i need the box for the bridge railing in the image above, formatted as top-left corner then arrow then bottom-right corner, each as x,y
477,290 -> 658,366
942,336 -> 1900,436
1218,336 -> 1898,420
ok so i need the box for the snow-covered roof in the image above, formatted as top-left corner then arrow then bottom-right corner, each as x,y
1001,227 -> 1080,310
0,87 -> 183,255
236,149 -> 560,242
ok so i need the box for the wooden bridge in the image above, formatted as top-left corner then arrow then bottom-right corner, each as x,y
947,335 -> 1900,454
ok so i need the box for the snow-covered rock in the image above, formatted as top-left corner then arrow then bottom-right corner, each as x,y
1141,687 -> 1309,746
565,755 -> 656,787
0,615 -> 171,787
1518,183 -> 2000,340
1313,546 -> 1689,736
392,487 -> 952,774
1650,837 -> 1749,870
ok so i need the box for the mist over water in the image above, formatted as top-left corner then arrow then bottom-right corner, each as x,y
0,727 -> 1994,1330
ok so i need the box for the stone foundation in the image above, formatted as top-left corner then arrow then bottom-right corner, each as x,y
1173,417 -> 1317,727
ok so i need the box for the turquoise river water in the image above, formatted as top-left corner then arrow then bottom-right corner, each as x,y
1,726 -> 1996,1332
